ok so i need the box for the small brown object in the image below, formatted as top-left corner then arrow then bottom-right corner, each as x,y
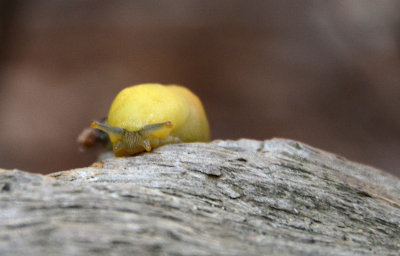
77,124 -> 110,151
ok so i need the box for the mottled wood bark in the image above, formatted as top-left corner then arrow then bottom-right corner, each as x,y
1,139 -> 399,256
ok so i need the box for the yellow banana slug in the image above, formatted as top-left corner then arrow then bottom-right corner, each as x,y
90,83 -> 210,156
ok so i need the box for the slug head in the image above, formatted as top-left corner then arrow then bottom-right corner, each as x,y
90,121 -> 173,156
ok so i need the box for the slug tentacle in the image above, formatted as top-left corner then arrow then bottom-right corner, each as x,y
139,121 -> 173,137
90,121 -> 123,138
91,120 -> 176,156
114,141 -> 122,151
142,139 -> 151,152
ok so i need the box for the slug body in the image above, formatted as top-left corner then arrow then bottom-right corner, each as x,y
90,83 -> 210,156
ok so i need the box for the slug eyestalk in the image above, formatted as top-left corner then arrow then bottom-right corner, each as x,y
90,121 -> 175,156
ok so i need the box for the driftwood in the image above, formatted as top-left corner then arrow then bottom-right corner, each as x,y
0,138 -> 399,256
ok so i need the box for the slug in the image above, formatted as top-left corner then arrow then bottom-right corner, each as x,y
90,83 -> 210,156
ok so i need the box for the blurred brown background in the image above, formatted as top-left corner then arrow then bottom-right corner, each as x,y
1,0 -> 399,176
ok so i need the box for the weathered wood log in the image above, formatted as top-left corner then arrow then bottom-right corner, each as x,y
1,139 -> 399,255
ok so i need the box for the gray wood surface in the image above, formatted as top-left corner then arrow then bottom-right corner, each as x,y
1,139 -> 399,255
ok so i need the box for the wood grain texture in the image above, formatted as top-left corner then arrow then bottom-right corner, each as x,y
1,139 -> 399,255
